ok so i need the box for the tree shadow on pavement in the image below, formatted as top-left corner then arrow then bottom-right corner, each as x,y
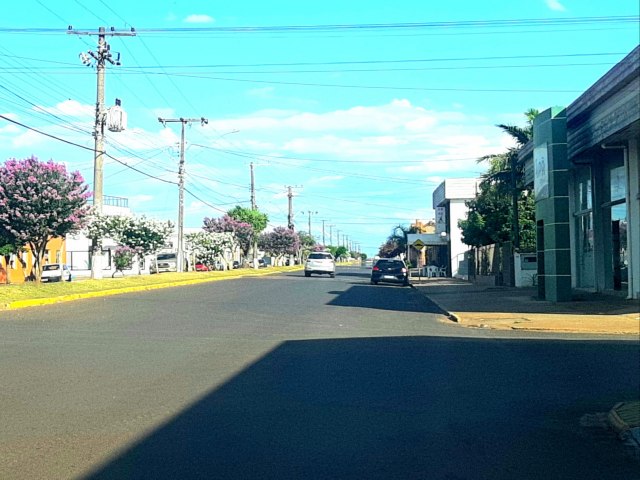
82,336 -> 639,480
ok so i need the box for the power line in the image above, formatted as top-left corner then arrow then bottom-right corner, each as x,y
0,114 -> 177,185
103,51 -> 631,69
0,16 -> 636,35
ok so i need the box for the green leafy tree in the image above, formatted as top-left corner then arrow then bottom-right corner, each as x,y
334,245 -> 348,260
297,231 -> 316,261
0,156 -> 91,282
112,246 -> 135,277
227,206 -> 268,265
0,231 -> 21,284
460,109 -> 538,251
377,224 -> 419,258
227,206 -> 268,233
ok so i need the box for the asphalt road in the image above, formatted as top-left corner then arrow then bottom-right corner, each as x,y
0,266 -> 638,479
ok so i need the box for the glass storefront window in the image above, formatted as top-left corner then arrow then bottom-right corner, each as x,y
574,168 -> 592,212
579,213 -> 594,252
610,165 -> 626,202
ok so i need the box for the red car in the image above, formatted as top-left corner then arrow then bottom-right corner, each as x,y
195,262 -> 209,272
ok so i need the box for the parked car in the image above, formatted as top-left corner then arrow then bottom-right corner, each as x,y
194,262 -> 209,272
150,253 -> 178,274
370,258 -> 410,286
232,260 -> 240,269
304,252 -> 336,278
41,263 -> 72,282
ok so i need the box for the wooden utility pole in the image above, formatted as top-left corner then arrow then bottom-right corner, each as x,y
158,117 -> 208,273
69,26 -> 135,279
250,162 -> 256,210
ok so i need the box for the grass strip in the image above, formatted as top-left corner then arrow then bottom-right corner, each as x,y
1,266 -> 303,310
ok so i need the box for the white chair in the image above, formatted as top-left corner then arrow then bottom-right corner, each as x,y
439,266 -> 446,277
427,265 -> 439,278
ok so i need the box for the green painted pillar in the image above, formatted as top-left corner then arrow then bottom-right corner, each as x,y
533,107 -> 572,302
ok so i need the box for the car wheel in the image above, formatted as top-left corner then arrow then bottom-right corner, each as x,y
305,271 -> 311,277
371,280 -> 378,285
330,273 -> 335,278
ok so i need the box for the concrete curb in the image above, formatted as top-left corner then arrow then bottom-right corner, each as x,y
410,283 -> 459,322
3,268 -> 300,311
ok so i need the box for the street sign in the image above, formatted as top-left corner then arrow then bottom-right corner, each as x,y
412,239 -> 425,249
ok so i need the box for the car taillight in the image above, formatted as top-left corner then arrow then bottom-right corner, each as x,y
373,266 -> 380,271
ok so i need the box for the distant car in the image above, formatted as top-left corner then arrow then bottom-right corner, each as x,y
257,258 -> 266,268
304,252 -> 336,278
232,260 -> 240,269
41,263 -> 72,283
194,262 -> 209,272
370,258 -> 409,286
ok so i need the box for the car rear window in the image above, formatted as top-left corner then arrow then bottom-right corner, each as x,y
308,253 -> 333,260
42,264 -> 60,271
157,254 -> 177,261
376,260 -> 404,268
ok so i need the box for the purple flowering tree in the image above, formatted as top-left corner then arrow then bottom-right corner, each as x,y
203,214 -> 253,258
258,227 -> 301,265
0,156 -> 91,282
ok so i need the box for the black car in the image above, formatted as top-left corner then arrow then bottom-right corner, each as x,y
370,258 -> 410,286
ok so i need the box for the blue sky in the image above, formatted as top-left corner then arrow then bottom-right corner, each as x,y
1,1 -> 638,256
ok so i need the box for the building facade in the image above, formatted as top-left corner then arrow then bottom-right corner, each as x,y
520,46 -> 639,301
432,178 -> 479,277
0,237 -> 66,284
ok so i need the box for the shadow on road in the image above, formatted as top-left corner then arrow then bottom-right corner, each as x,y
327,284 -> 446,314
83,336 -> 638,480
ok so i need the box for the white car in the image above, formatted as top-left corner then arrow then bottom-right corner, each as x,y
304,252 -> 336,278
41,263 -> 72,282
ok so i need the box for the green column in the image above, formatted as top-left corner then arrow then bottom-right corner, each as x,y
533,107 -> 571,302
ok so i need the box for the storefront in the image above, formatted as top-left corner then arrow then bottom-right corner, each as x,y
521,46 -> 639,301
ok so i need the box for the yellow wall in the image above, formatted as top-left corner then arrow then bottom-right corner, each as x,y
0,237 -> 66,284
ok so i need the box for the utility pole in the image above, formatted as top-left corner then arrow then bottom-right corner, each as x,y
328,225 -> 334,245
287,186 -> 294,229
158,117 -> 208,273
285,186 -> 302,230
302,210 -> 318,236
322,220 -> 326,246
70,26 -> 135,279
250,162 -> 256,210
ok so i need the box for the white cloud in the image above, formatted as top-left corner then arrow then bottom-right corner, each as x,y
247,87 -> 275,98
545,0 -> 566,11
13,129 -> 47,148
184,14 -> 214,24
39,99 -> 93,118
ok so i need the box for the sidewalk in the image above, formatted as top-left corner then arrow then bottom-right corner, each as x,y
411,277 -> 639,336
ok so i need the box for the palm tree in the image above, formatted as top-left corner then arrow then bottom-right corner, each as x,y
477,108 -> 538,249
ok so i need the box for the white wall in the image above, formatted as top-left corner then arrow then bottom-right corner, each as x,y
448,200 -> 470,277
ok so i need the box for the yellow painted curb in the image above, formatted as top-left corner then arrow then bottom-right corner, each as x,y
4,267 -> 303,311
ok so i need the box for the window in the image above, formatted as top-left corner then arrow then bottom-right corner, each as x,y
308,253 -> 333,260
